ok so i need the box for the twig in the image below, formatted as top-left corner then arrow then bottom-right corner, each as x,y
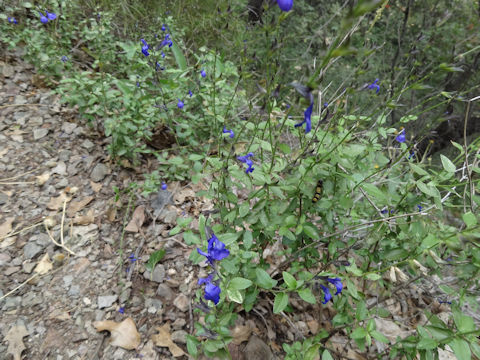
0,221 -> 43,241
0,103 -> 48,109
0,168 -> 38,182
43,200 -> 76,255
0,181 -> 36,185
0,274 -> 38,301
463,100 -> 475,212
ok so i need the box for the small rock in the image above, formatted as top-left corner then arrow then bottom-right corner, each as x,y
2,296 -> 21,310
63,275 -> 74,287
69,285 -> 80,297
0,253 -> 12,266
173,294 -> 189,312
81,139 -> 95,150
58,150 -> 71,162
22,291 -> 43,307
2,64 -> 14,77
172,318 -> 186,330
143,264 -> 165,283
156,284 -> 174,301
162,210 -> 177,225
29,116 -> 43,126
23,242 -> 43,259
51,162 -> 67,175
90,163 -> 108,182
0,193 -> 8,205
98,295 -> 118,309
22,261 -> 36,274
244,336 -> 273,360
171,330 -> 188,344
61,122 -> 77,134
5,266 -> 21,276
33,128 -> 49,140
83,297 -> 92,306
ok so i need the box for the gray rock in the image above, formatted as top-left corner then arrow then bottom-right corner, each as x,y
173,294 -> 189,312
145,298 -> 163,311
63,275 -> 74,287
2,296 -> 21,310
90,163 -> 108,182
61,122 -> 77,134
69,285 -> 80,297
0,193 -> 8,205
244,335 -> 274,360
29,116 -> 43,126
58,150 -> 71,162
162,210 -> 177,225
143,264 -> 165,283
0,253 -> 11,266
171,330 -> 188,344
33,128 -> 49,140
81,139 -> 95,150
13,112 -> 28,126
2,64 -> 14,77
14,95 -> 27,105
156,284 -> 174,301
98,295 -> 118,309
22,291 -> 43,307
35,233 -> 51,247
22,261 -> 36,274
23,242 -> 43,259
51,161 -> 67,175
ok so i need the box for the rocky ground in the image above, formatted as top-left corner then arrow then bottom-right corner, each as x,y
0,51 -> 461,360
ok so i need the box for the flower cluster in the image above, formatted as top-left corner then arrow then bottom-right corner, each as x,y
197,233 -> 230,305
237,152 -> 254,173
8,17 -> 18,24
277,0 -> 294,12
395,128 -> 406,143
141,39 -> 150,57
39,10 -> 56,24
320,277 -> 343,304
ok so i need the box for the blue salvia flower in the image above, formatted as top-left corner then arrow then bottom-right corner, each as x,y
237,152 -> 254,173
395,129 -> 406,143
188,90 -> 193,97
177,99 -> 184,109
223,126 -> 234,138
417,204 -> 423,212
46,11 -> 57,20
198,275 -> 221,305
161,182 -> 167,190
161,24 -> 166,31
161,51 -> 165,58
277,0 -> 293,12
159,33 -> 173,48
294,102 -> 313,133
197,233 -> 230,265
128,254 -> 137,263
367,78 -> 380,94
155,62 -> 164,71
39,12 -> 48,23
141,39 -> 150,57
61,55 -> 68,62
408,151 -> 415,160
201,69 -> 206,78
320,284 -> 332,304
118,307 -> 125,314
327,277 -> 343,295
8,17 -> 18,24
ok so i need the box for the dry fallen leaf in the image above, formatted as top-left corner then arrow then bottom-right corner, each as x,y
90,180 -> 102,193
47,191 -> 72,211
0,217 -> 15,238
125,205 -> 145,233
151,323 -> 185,357
93,318 -> 141,350
35,172 -> 50,186
67,196 -> 94,217
174,188 -> 195,205
5,324 -> 29,360
34,253 -> 53,275
73,209 -> 95,225
232,325 -> 253,345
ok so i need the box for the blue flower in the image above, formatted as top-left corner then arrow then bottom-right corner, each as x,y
197,233 -> 230,265
61,55 -> 68,62
237,152 -> 254,173
204,282 -> 221,304
128,254 -> 137,263
201,69 -> 206,78
159,33 -> 173,48
161,51 -> 165,58
161,182 -> 167,190
320,284 -> 332,304
277,0 -> 294,12
156,62 -> 164,71
118,307 -> 125,314
177,99 -> 184,109
395,129 -> 406,143
39,12 -> 48,23
161,24 -> 166,31
294,102 -> 313,134
188,90 -> 193,97
417,204 -> 423,212
7,17 -> 18,24
198,273 -> 214,286
46,11 -> 57,20
223,126 -> 234,138
327,277 -> 343,295
408,151 -> 415,160
141,39 -> 150,57
367,78 -> 380,94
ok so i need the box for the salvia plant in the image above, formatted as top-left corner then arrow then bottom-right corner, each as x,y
1,0 -> 480,359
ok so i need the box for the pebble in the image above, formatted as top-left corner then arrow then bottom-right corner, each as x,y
81,139 -> 95,150
143,264 -> 165,283
156,284 -> 174,301
171,330 -> 188,344
68,285 -> 80,297
29,116 -> 43,126
33,128 -> 49,140
22,261 -> 36,274
90,163 -> 108,182
2,64 -> 14,77
173,294 -> 189,312
51,162 -> 67,175
61,122 -> 77,134
23,242 -> 43,259
97,295 -> 118,309
63,275 -> 74,287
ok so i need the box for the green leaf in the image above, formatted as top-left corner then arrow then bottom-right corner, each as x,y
145,249 -> 166,272
229,277 -> 253,290
440,155 -> 456,173
383,248 -> 408,261
410,163 -> 429,176
417,337 -> 438,350
303,224 -> 319,239
361,183 -> 386,201
239,203 -> 250,217
186,335 -> 199,357
452,308 -> 475,333
304,344 -> 321,360
243,231 -> 253,249
255,268 -> 277,289
226,288 -> 244,304
273,292 -> 289,314
322,350 -> 334,360
171,41 -> 187,71
183,231 -> 200,245
282,271 -> 298,290
350,327 -> 367,340
462,212 -> 477,228
365,273 -> 381,281
297,288 -> 316,304
370,330 -> 389,343
449,338 -> 471,360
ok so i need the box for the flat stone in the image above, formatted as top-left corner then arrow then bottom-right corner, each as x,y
51,161 -> 67,175
23,242 -> 43,259
29,116 -> 43,126
81,139 -> 95,150
156,284 -> 174,301
98,295 -> 118,309
22,261 -> 36,274
63,275 -> 74,287
0,193 -> 8,205
22,291 -> 43,307
69,285 -> 80,297
244,335 -> 274,360
171,330 -> 188,344
90,163 -> 108,182
173,294 -> 189,312
0,252 -> 11,266
2,296 -> 21,310
2,64 -> 14,77
5,266 -> 21,276
33,128 -> 49,140
145,298 -> 163,311
61,122 -> 77,134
